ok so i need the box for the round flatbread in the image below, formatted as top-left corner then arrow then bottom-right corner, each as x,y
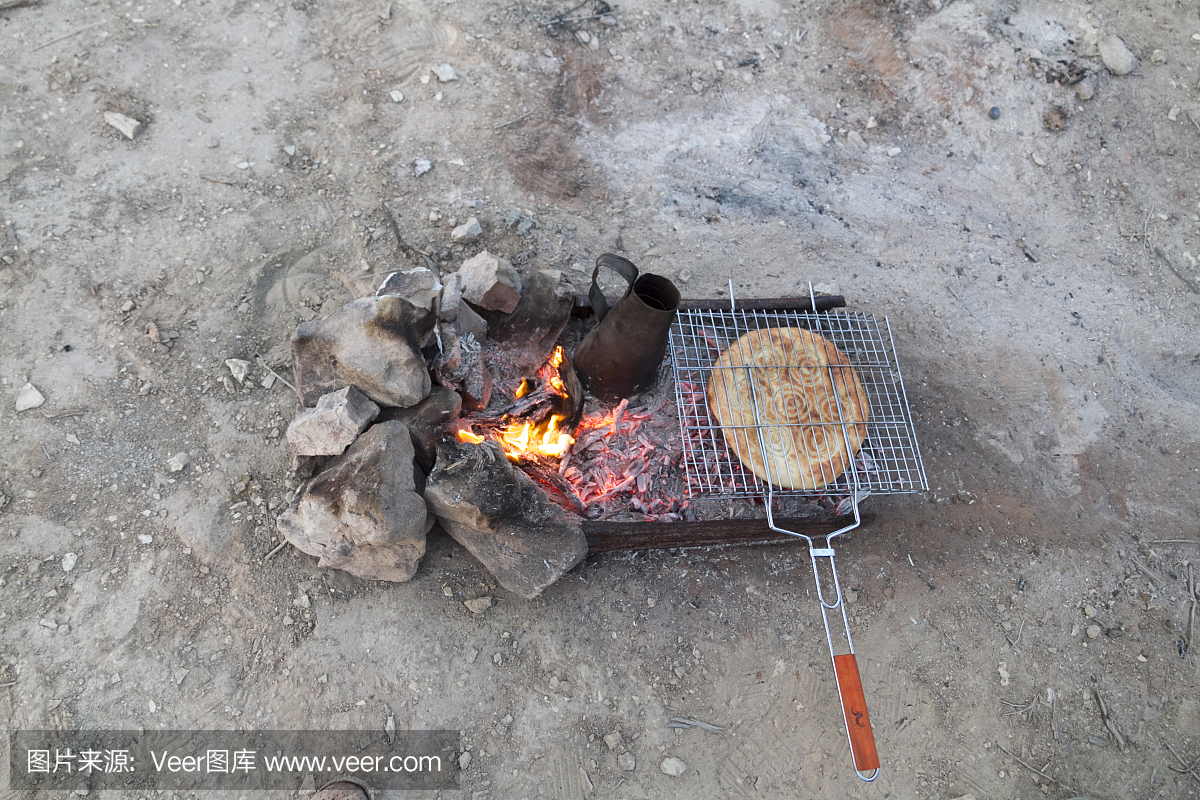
706,327 -> 869,490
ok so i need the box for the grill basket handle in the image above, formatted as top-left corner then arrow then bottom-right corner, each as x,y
832,653 -> 879,778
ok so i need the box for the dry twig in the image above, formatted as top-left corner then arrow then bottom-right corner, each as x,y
996,744 -> 1074,793
33,20 -> 102,50
263,540 -> 288,562
1094,690 -> 1127,750
1165,742 -> 1200,785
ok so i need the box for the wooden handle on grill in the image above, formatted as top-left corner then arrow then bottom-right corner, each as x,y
832,653 -> 879,774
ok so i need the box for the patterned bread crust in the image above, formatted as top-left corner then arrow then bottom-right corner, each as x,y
706,327 -> 869,490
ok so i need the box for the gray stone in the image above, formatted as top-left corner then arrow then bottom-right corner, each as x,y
1074,74 -> 1097,101
433,63 -> 458,83
62,552 -> 77,572
617,752 -> 635,771
457,250 -> 521,313
425,439 -> 587,599
380,385 -> 462,473
377,267 -> 443,311
489,269 -> 574,368
438,272 -> 465,321
276,421 -> 429,582
464,596 -> 493,614
291,295 -> 435,408
454,301 -> 488,341
1099,34 -> 1137,76
451,217 -> 483,244
433,324 -> 462,377
659,757 -> 687,777
286,386 -> 381,456
413,158 -> 432,177
225,358 -> 250,384
603,731 -> 622,752
453,334 -> 492,410
15,382 -> 45,411
104,111 -> 141,139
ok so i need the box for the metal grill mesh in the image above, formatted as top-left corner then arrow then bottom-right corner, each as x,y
670,308 -> 928,500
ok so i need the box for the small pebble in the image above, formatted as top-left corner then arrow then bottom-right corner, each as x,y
604,731 -> 622,751
887,146 -> 902,157
989,106 -> 1001,119
660,757 -> 687,777
414,158 -> 432,177
389,90 -> 404,103
451,217 -> 483,244
104,111 -> 141,139
225,358 -> 250,384
1086,625 -> 1102,640
465,596 -> 493,614
40,618 -> 58,630
1031,152 -> 1047,167
167,452 -> 189,472
432,63 -> 458,82
62,552 -> 77,572
15,382 -> 46,412
617,752 -> 636,771
1084,604 -> 1097,618
138,534 -> 153,544
677,268 -> 692,283
459,751 -> 472,770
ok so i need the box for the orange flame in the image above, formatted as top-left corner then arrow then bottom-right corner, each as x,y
490,346 -> 575,461
457,429 -> 485,445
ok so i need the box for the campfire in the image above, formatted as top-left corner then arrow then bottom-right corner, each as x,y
457,347 -> 579,462
450,344 -> 687,521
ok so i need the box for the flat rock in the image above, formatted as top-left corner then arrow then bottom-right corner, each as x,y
1099,34 -> 1137,76
432,63 -> 458,82
617,752 -> 635,771
464,596 -> 493,614
286,386 -> 381,456
457,250 -> 521,313
104,111 -> 141,139
167,452 -> 189,472
15,382 -> 45,411
225,358 -> 250,384
277,421 -> 429,582
659,757 -> 687,777
425,439 -> 587,599
489,269 -> 575,368
451,217 -> 483,244
433,323 -> 463,377
454,334 -> 492,410
438,272 -> 465,321
454,301 -> 489,341
291,295 -> 435,408
378,385 -> 462,473
377,267 -> 443,311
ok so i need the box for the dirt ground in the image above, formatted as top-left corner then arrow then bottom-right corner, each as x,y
2,0 -> 1200,797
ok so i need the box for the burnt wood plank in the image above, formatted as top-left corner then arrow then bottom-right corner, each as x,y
582,513 -> 875,553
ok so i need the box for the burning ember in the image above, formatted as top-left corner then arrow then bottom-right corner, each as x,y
457,346 -> 579,462
454,345 -> 688,521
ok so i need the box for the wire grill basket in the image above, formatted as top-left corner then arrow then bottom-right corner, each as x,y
668,300 -> 928,781
670,307 -> 928,500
